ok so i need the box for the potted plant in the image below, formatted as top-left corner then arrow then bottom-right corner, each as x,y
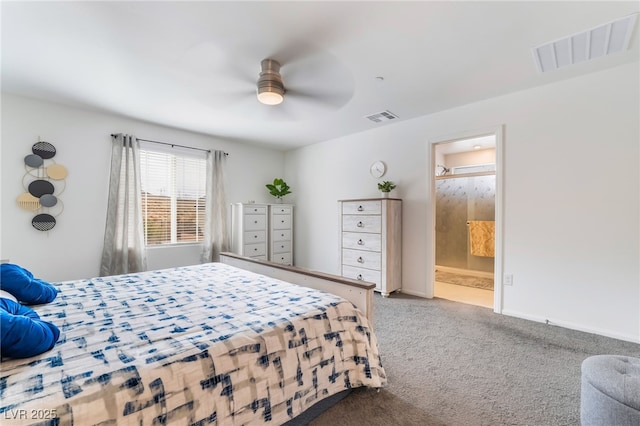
266,178 -> 292,202
378,181 -> 396,198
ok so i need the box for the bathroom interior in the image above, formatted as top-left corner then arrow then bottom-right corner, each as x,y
434,135 -> 496,308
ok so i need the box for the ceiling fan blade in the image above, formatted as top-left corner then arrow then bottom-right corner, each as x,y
285,86 -> 353,110
182,21 -> 357,117
278,48 -> 355,113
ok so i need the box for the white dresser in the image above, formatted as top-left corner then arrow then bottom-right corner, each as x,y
340,198 -> 401,296
268,204 -> 294,265
231,203 -> 268,260
231,203 -> 294,265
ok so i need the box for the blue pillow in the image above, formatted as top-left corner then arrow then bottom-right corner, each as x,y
0,263 -> 58,305
0,298 -> 60,359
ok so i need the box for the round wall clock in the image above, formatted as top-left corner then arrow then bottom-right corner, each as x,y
370,160 -> 386,178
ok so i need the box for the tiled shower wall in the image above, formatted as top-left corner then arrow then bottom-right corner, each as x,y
435,174 -> 495,273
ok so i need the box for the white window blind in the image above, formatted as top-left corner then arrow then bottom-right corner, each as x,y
140,147 -> 206,246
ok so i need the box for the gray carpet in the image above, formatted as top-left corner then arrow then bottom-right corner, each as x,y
309,294 -> 640,426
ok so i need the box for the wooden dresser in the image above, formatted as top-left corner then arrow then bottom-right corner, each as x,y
339,198 -> 402,296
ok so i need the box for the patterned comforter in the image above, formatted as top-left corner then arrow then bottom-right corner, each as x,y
0,263 -> 386,425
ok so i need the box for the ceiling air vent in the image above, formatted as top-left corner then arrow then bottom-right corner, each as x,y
532,13 -> 638,73
365,110 -> 398,123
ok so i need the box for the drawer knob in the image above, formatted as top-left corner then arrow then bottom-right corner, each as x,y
356,274 -> 363,280
357,205 -> 364,211
357,257 -> 364,263
357,221 -> 364,228
254,220 -> 258,224
358,239 -> 364,245
281,245 -> 285,248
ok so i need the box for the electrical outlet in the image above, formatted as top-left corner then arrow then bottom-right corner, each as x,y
504,274 -> 513,286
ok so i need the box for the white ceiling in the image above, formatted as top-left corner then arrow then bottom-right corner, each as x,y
2,1 -> 638,151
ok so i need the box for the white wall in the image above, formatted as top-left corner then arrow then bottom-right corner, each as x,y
285,62 -> 640,343
1,93 -> 285,281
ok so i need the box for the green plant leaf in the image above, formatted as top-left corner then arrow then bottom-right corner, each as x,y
266,178 -> 292,198
377,180 -> 396,192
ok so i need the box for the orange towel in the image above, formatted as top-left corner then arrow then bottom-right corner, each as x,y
468,221 -> 495,257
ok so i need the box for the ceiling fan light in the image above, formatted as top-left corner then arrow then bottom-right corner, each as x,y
257,87 -> 284,105
257,59 -> 285,105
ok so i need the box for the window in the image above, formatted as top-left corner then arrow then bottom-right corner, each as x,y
140,147 -> 206,245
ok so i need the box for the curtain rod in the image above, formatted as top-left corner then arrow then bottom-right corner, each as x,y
110,134 -> 228,156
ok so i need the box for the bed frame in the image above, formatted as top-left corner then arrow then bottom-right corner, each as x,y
219,252 -> 375,323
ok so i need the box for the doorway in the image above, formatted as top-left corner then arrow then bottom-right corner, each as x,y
428,127 -> 503,312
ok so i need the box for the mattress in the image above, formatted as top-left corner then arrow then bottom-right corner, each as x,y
0,262 -> 386,425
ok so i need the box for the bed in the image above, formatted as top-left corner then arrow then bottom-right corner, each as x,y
0,253 -> 386,425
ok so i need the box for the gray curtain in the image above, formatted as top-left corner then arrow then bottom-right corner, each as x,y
100,134 -> 147,276
201,150 -> 229,263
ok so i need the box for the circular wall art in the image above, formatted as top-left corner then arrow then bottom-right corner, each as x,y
17,193 -> 40,211
28,180 -> 55,198
39,194 -> 58,208
46,164 -> 68,180
32,141 -> 56,159
32,214 -> 56,232
18,139 -> 67,232
24,154 -> 44,168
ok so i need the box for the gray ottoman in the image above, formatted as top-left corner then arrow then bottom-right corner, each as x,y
581,355 -> 640,426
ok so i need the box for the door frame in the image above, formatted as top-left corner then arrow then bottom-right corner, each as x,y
426,125 -> 504,313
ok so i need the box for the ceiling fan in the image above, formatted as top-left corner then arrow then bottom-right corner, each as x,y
248,54 -> 355,119
183,40 -> 355,119
256,59 -> 285,106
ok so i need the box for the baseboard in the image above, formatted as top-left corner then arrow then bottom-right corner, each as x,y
399,288 -> 430,298
501,309 -> 640,344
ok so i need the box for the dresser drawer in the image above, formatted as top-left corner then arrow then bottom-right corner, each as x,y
272,214 -> 292,230
244,214 -> 266,231
271,229 -> 291,242
342,215 -> 381,233
244,206 -> 267,215
342,232 -> 381,252
342,201 -> 381,215
244,242 -> 266,257
342,265 -> 381,288
271,252 -> 292,265
272,240 -> 291,254
342,249 -> 381,270
244,230 -> 266,243
270,206 -> 292,215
